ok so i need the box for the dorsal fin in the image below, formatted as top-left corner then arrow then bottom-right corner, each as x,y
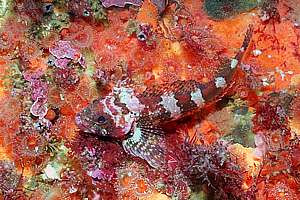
140,80 -> 201,97
139,25 -> 253,101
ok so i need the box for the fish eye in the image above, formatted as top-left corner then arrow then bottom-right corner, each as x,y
97,116 -> 106,123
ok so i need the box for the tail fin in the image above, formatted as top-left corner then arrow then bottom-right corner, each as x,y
232,24 -> 254,68
200,25 -> 254,102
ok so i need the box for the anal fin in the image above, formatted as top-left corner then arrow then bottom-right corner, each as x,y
122,122 -> 167,169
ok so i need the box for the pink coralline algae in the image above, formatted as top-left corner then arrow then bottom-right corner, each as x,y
0,160 -> 21,197
49,40 -> 86,69
23,70 -> 48,101
29,80 -> 48,102
150,0 -> 167,14
253,133 -> 267,158
23,70 -> 49,118
101,0 -> 142,8
101,0 -> 167,14
54,58 -> 70,69
30,97 -> 48,119
53,67 -> 80,87
93,69 -> 108,85
49,40 -> 77,59
90,168 -> 115,181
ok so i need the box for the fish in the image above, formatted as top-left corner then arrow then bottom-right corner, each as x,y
75,25 -> 253,168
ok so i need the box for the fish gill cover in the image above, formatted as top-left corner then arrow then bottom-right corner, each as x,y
0,0 -> 300,199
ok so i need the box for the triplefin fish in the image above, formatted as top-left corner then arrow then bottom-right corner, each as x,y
75,25 -> 254,168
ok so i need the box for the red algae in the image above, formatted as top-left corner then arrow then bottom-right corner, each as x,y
1,0 -> 300,199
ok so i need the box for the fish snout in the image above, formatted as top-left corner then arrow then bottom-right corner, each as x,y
75,112 -> 89,132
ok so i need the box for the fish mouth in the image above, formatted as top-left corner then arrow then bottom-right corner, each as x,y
75,113 -> 97,134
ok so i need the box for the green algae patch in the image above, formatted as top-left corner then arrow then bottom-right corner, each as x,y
0,0 -> 8,17
30,12 -> 70,40
88,0 -> 107,22
0,0 -> 13,26
222,99 -> 255,148
204,0 -> 258,20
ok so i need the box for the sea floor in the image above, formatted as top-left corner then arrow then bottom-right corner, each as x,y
1,0 -> 300,199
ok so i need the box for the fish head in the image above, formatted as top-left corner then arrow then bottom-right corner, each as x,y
75,97 -> 133,139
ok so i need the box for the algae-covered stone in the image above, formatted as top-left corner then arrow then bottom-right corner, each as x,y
222,99 -> 256,147
204,0 -> 258,20
189,191 -> 208,200
0,0 -> 10,17
0,0 -> 13,26
88,0 -> 107,22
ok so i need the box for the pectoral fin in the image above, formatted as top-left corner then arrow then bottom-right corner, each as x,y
122,122 -> 167,168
